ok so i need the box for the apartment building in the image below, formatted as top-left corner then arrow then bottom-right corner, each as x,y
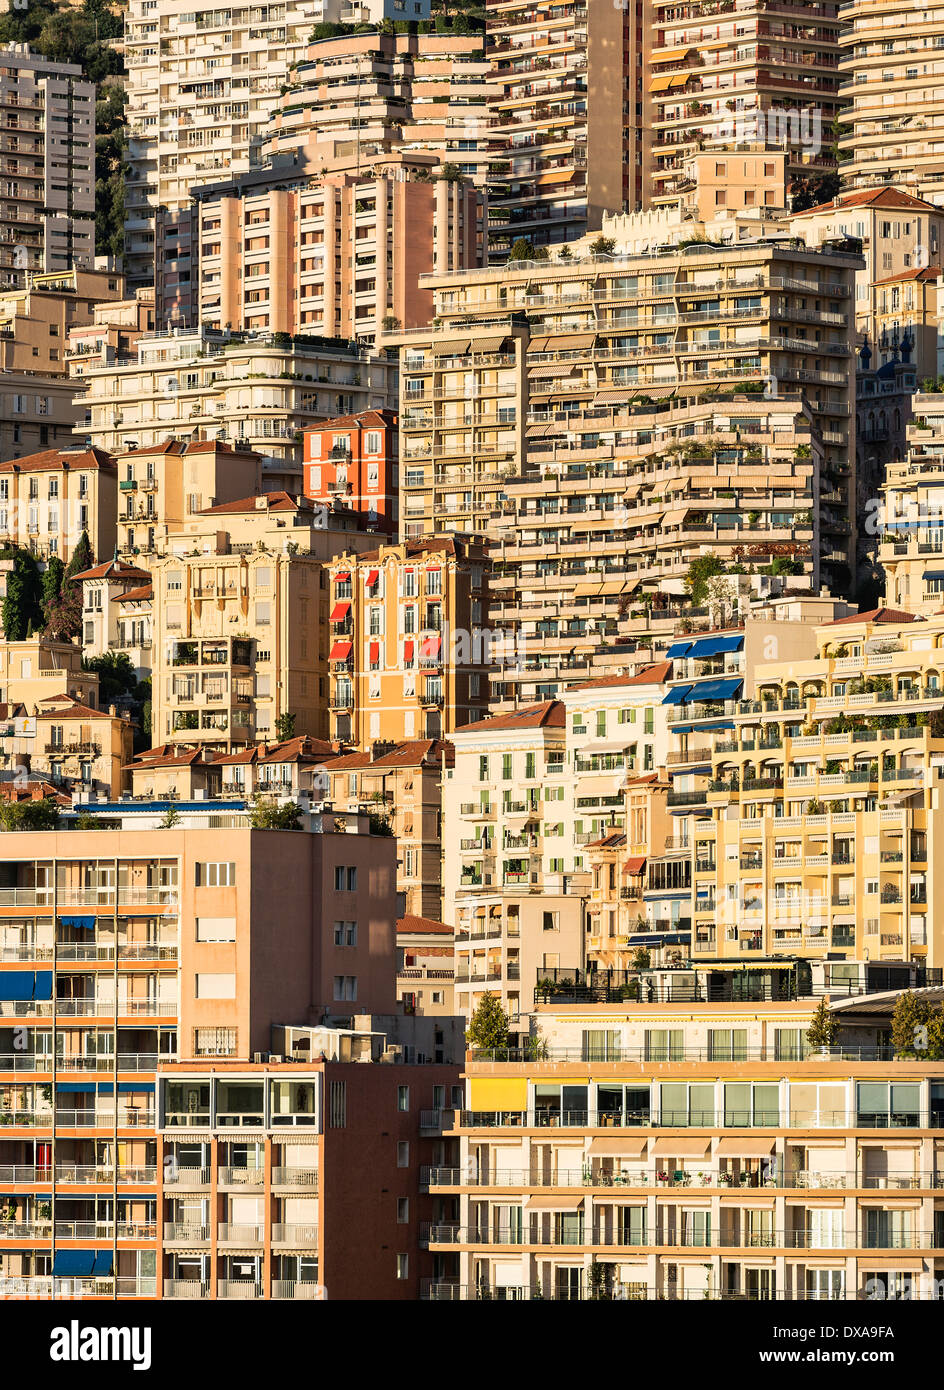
0,636 -> 99,710
191,151 -> 485,341
78,327 -> 396,489
397,915 -> 454,1019
486,0 -> 639,255
327,537 -> 490,745
322,739 -> 451,921
386,235 -> 859,601
305,409 -> 398,537
262,28 -> 488,183
150,493 -> 376,750
645,0 -> 842,211
112,440 -> 262,561
0,269 -> 123,460
122,0 -> 327,290
675,605 -> 944,965
125,734 -> 336,802
0,45 -> 95,288
77,559 -> 153,680
837,1 -> 944,201
0,693 -> 133,800
881,394 -> 944,616
424,965 -> 944,1301
0,808 -> 400,1300
66,289 -> 156,383
0,447 -> 117,565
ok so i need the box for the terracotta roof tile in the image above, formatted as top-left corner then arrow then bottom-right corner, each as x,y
455,700 -> 566,734
791,187 -> 944,217
0,447 -> 115,474
396,915 -> 453,936
825,607 -> 918,626
566,661 -> 672,692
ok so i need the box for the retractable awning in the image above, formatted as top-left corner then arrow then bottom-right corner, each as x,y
369,641 -> 381,665
329,641 -> 352,660
329,601 -> 351,621
53,1251 -> 96,1277
715,1137 -> 775,1157
524,1194 -> 585,1211
687,677 -> 743,701
662,685 -> 693,706
404,640 -> 414,662
420,636 -> 442,658
651,1137 -> 711,1157
58,915 -> 95,931
688,634 -> 745,658
365,569 -> 379,587
334,571 -> 350,583
624,856 -> 647,875
588,1136 -> 648,1156
666,641 -> 693,658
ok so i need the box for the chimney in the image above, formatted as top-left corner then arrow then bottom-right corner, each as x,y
109,704 -> 117,717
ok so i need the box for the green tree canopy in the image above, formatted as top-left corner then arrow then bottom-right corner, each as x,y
805,997 -> 840,1050
466,991 -> 510,1052
0,797 -> 61,831
249,800 -> 302,830
2,549 -> 44,641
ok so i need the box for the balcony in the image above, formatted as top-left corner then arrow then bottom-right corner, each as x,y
218,1166 -> 264,1186
272,1223 -> 319,1246
272,1167 -> 319,1189
217,1280 -> 263,1299
217,1223 -> 264,1245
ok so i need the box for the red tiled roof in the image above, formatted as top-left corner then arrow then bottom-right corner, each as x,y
0,447 -> 115,474
115,584 -> 153,604
396,915 -> 453,936
117,441 -> 260,459
825,607 -> 918,626
872,266 -> 942,286
455,700 -> 565,734
73,561 -> 151,583
0,780 -> 70,806
791,187 -> 944,217
368,739 -> 454,769
199,491 -> 311,515
566,661 -> 672,692
587,831 -> 626,849
35,694 -> 118,721
308,409 -> 396,432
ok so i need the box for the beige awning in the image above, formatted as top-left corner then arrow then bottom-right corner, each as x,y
528,336 -> 551,353
652,46 -> 697,63
530,363 -> 573,379
588,1135 -> 648,1156
663,507 -> 691,527
436,338 -> 471,355
715,1137 -> 775,1157
651,1137 -> 711,1157
473,334 -> 510,352
594,388 -> 635,404
553,332 -> 597,349
524,1194 -> 585,1210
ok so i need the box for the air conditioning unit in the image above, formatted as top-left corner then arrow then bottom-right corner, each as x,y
252,1051 -> 266,1063
193,789 -> 207,800
381,1046 -> 404,1063
268,1054 -> 283,1064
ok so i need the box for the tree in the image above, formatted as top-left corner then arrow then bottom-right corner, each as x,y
0,797 -> 60,831
160,805 -> 181,828
274,713 -> 297,741
45,531 -> 92,640
891,991 -> 944,1059
508,238 -> 536,262
590,235 -> 616,256
806,997 -> 840,1050
465,991 -> 510,1052
587,1259 -> 612,1300
83,651 -> 137,708
683,553 -> 725,607
249,800 -> 302,830
1,549 -> 44,641
41,556 -> 65,612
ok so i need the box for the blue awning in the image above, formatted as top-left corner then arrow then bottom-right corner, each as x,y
33,972 -> 52,1000
662,684 -> 693,705
628,931 -> 691,946
93,1251 -> 114,1275
118,1082 -> 154,1093
53,1251 -> 96,1276
924,571 -> 944,580
56,1082 -> 97,1093
58,915 -> 96,931
688,633 -> 744,657
687,677 -> 743,701
670,720 -> 734,734
0,972 -> 37,1001
665,641 -> 692,657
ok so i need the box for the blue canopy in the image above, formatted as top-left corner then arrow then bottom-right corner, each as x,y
665,641 -> 692,658
53,1251 -> 96,1277
0,972 -> 37,1001
118,1082 -> 154,1094
662,684 -> 693,706
924,571 -> 944,581
58,915 -> 95,931
687,676 -> 743,701
688,633 -> 744,657
33,972 -> 53,1000
93,1251 -> 114,1275
56,1082 -> 97,1093
670,720 -> 734,734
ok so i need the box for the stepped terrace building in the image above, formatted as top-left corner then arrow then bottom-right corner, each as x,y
423,962 -> 944,1302
880,394 -> 944,618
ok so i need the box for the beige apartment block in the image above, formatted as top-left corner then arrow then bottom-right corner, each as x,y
838,0 -> 944,201
76,558 -> 153,680
487,0 -> 639,255
645,0 -> 842,211
78,327 -> 396,492
0,45 -> 95,287
66,288 -> 156,382
0,268 -> 123,459
426,973 -> 944,1301
122,0 -> 332,290
882,395 -> 944,615
126,733 -> 336,802
150,492 -> 377,750
262,28 -> 490,184
327,536 -> 491,746
384,237 -> 859,558
0,446 -> 117,564
671,152 -> 790,219
322,739 -> 452,922
0,634 -> 99,709
193,150 -> 485,341
112,440 -> 262,562
678,606 -> 944,965
397,914 -> 455,1018
0,692 -> 133,799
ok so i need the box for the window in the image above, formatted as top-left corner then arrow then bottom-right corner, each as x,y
333,920 -> 357,946
646,1029 -> 683,1062
196,862 -> 235,887
502,754 -> 512,780
194,1027 -> 237,1056
333,975 -> 357,1001
195,917 -> 236,942
365,431 -> 381,454
396,1198 -> 409,1223
396,1254 -> 408,1279
478,755 -> 489,781
397,1140 -> 409,1167
194,973 -> 236,999
856,1082 -> 920,1128
708,1028 -> 747,1062
334,866 -> 357,890
397,1085 -> 410,1112
329,1080 -> 346,1128
543,911 -> 559,931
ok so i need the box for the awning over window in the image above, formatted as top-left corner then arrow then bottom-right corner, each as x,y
93,1251 -> 114,1275
687,676 -> 743,701
329,641 -> 352,660
421,635 -> 442,658
665,641 -> 692,658
333,571 -> 350,583
365,569 -> 379,587
53,1251 -> 96,1277
404,640 -> 414,662
329,601 -> 351,621
588,1135 -> 648,1156
524,1194 -> 584,1210
652,45 -> 697,62
688,633 -> 745,657
651,1137 -> 711,1157
0,971 -> 51,1001
662,684 -> 693,705
623,856 -> 647,875
56,1081 -> 97,1093
369,641 -> 380,665
715,1137 -> 775,1157
58,915 -> 95,931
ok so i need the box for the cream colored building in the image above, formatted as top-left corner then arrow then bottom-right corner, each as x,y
66,289 -> 156,382
0,446 -> 117,564
881,394 -> 944,616
0,635 -> 99,709
0,692 -> 133,798
76,558 -> 153,680
150,492 -> 375,750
